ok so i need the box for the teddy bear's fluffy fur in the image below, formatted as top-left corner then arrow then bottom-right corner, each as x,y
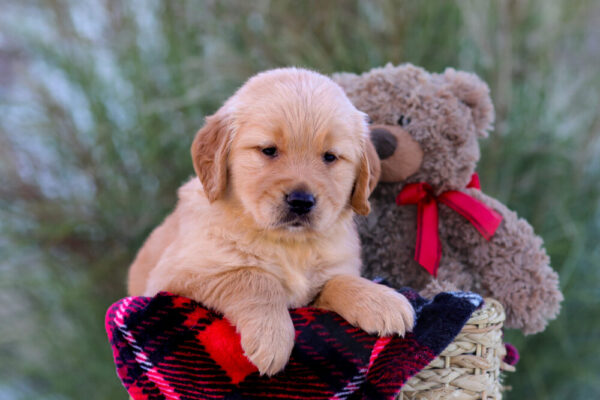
333,63 -> 562,334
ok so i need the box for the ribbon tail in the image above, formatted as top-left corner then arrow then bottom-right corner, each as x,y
415,199 -> 441,277
466,173 -> 481,190
439,191 -> 503,239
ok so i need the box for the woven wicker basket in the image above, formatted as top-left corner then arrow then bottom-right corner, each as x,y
398,298 -> 515,400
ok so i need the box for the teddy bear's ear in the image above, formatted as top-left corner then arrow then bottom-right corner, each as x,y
331,72 -> 361,95
443,68 -> 495,138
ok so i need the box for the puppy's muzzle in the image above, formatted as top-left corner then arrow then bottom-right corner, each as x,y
286,190 -> 316,216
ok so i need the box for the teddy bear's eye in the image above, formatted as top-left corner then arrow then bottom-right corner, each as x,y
397,115 -> 411,126
367,116 -> 373,124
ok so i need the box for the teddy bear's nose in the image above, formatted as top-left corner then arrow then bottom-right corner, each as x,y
370,128 -> 398,160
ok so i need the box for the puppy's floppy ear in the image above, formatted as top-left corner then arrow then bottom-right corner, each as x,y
364,138 -> 381,194
350,141 -> 373,216
191,112 -> 232,202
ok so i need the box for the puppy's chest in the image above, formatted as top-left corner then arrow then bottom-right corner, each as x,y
276,250 -> 326,308
232,237 -> 344,308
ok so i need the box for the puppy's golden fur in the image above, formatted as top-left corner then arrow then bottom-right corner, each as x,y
127,68 -> 414,376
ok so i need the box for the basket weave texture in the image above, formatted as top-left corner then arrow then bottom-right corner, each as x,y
398,298 -> 515,400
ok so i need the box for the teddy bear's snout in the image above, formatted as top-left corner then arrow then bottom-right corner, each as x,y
368,124 -> 424,183
370,127 -> 398,160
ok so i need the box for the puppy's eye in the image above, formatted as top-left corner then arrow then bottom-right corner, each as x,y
323,152 -> 337,163
397,115 -> 411,126
367,116 -> 373,124
261,147 -> 278,157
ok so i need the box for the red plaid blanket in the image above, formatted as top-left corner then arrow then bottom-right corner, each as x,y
106,286 -> 482,400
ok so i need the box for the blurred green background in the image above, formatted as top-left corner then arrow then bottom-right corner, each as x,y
1,0 -> 599,399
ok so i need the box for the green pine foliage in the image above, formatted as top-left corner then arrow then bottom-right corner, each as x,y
1,1 -> 598,398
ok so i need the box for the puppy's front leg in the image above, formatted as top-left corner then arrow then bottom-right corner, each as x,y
198,268 -> 295,376
314,275 -> 415,336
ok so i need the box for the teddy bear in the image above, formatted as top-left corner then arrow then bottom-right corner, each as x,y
333,63 -> 563,334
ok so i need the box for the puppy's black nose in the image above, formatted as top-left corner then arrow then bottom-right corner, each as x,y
286,191 -> 315,215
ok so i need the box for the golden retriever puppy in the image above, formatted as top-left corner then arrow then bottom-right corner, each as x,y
127,68 -> 414,376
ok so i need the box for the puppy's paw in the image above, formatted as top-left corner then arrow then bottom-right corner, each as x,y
343,285 -> 415,337
239,309 -> 295,376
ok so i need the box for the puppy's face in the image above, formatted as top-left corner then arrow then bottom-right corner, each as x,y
191,69 -> 374,235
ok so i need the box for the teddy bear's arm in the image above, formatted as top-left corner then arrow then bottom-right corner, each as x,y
460,189 -> 563,334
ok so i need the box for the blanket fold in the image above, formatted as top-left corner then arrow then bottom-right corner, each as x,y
106,286 -> 482,400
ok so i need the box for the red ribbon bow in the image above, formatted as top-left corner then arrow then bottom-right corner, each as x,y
395,173 -> 502,277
